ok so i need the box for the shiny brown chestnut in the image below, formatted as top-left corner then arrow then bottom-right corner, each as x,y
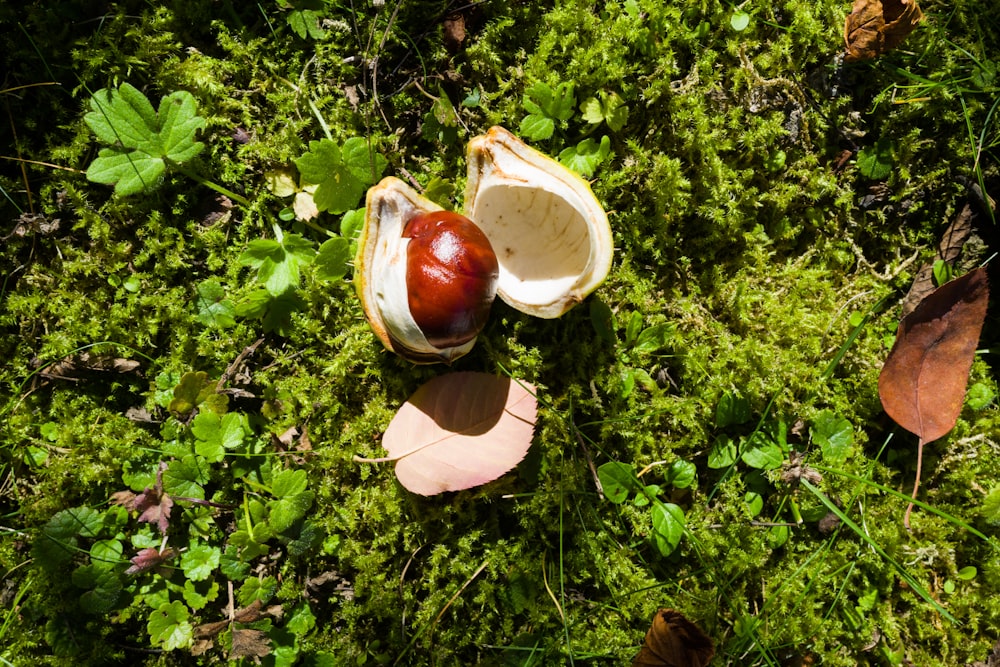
402,211 -> 499,350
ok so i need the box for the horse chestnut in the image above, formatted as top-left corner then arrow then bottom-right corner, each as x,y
402,211 -> 499,349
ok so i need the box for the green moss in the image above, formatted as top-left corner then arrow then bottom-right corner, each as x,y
2,0 -> 999,664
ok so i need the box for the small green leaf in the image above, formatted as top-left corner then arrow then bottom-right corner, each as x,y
707,434 -> 737,469
558,135 -> 611,178
423,177 -> 455,209
589,299 -> 616,346
520,81 -> 576,140
634,323 -> 675,355
624,311 -> 643,347
287,8 -> 326,39
314,237 -> 350,282
89,538 -> 124,569
168,371 -> 216,415
745,491 -> 764,517
857,138 -> 894,180
741,436 -> 784,470
272,469 -> 309,497
768,524 -> 790,548
633,484 -> 661,507
519,113 -> 555,142
147,601 -> 193,651
74,565 -> 124,615
716,392 -> 751,428
664,460 -> 696,489
270,484 -> 316,534
957,566 -> 977,580
651,502 -> 685,556
967,382 -> 995,410
811,410 -> 854,464
730,10 -> 751,31
238,576 -> 278,607
163,455 -> 209,499
340,208 -> 365,241
182,579 -> 219,611
285,519 -> 325,557
932,259 -> 954,287
580,91 -> 628,132
195,280 -> 236,328
86,150 -> 165,197
286,603 -> 317,636
240,233 -> 316,296
295,138 -> 386,214
180,543 -> 221,582
220,545 -> 252,581
597,462 -> 638,504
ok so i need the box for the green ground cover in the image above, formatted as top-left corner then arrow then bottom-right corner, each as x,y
1,1 -> 999,664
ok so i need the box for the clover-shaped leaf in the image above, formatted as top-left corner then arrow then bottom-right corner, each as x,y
84,83 -> 206,196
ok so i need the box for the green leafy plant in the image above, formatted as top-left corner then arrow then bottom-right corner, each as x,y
519,81 -> 576,141
294,137 -> 388,214
580,90 -> 629,132
83,82 -> 250,210
590,302 -> 675,398
558,135 -> 612,178
31,371 -> 324,661
856,137 -> 894,180
277,0 -> 329,40
597,460 -> 689,557
84,83 -> 206,196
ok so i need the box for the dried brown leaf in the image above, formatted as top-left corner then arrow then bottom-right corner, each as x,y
901,202 -> 975,317
229,627 -> 271,660
844,0 -> 924,61
879,266 -> 989,526
233,599 -> 264,624
631,608 -> 715,667
879,267 -> 989,443
193,619 -> 229,640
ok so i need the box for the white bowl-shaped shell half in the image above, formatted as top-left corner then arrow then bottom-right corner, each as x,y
355,177 -> 478,364
465,126 -> 613,319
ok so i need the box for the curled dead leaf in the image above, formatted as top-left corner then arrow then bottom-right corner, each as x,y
844,0 -> 924,62
631,608 -> 715,667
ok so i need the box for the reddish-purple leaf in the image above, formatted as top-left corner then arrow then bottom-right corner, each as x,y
125,547 -> 178,575
361,372 -> 537,495
879,267 -> 989,442
125,461 -> 173,534
631,608 -> 715,667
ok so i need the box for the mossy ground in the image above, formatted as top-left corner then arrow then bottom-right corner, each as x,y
2,1 -> 1000,665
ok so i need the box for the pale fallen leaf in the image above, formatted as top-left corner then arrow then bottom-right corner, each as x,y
293,189 -> 320,221
357,372 -> 537,495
